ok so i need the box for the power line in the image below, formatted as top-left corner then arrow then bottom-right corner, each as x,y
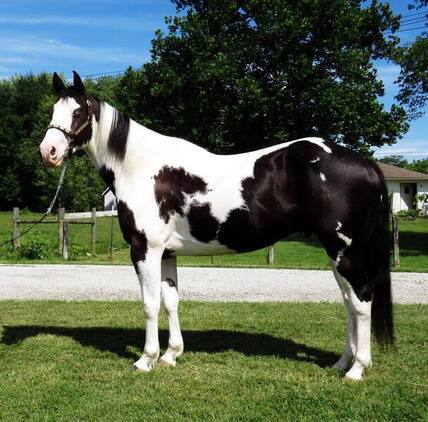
400,18 -> 427,27
68,11 -> 428,80
401,10 -> 428,19
81,70 -> 126,79
385,25 -> 427,34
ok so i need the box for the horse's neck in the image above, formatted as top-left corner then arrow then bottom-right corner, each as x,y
86,102 -> 146,174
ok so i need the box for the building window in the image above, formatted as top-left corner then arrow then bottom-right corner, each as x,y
404,186 -> 410,194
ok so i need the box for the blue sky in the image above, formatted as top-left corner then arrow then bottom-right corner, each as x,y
0,0 -> 426,160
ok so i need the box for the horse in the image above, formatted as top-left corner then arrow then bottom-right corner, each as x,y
39,71 -> 393,380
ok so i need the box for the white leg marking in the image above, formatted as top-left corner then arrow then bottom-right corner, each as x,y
159,257 -> 184,367
133,247 -> 163,372
335,221 -> 342,231
310,157 -> 320,163
320,172 -> 326,182
337,232 -> 352,246
332,262 -> 372,380
332,262 -> 356,371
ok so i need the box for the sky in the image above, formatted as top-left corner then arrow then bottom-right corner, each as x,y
0,0 -> 426,160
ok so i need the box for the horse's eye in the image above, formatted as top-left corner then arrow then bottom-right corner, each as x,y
73,108 -> 82,116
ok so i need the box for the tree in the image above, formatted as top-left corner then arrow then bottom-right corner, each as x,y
0,73 -> 115,212
396,1 -> 428,119
118,0 -> 408,154
407,158 -> 428,174
377,155 -> 408,167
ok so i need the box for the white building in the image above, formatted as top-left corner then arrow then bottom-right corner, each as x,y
377,163 -> 428,213
102,188 -> 117,211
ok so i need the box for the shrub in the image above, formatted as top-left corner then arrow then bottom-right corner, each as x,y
70,245 -> 88,257
19,235 -> 52,259
395,209 -> 421,218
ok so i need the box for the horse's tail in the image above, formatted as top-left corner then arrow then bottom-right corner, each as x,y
369,167 -> 394,347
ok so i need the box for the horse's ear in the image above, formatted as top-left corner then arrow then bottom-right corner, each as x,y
53,72 -> 65,94
73,71 -> 85,93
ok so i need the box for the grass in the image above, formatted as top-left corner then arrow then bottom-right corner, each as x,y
0,301 -> 426,420
0,211 -> 427,271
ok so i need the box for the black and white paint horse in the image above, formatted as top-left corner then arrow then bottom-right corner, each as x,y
40,72 -> 393,380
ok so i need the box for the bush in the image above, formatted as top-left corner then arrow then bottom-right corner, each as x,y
19,236 -> 52,259
395,209 -> 421,218
70,245 -> 88,257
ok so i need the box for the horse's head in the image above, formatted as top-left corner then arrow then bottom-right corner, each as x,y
40,71 -> 95,167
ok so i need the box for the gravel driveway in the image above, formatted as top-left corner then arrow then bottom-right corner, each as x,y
0,264 -> 427,303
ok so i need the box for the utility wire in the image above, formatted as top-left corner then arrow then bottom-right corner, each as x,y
69,11 -> 428,80
401,10 -> 428,19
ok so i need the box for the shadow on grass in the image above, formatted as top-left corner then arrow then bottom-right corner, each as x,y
398,231 -> 428,257
1,326 -> 339,368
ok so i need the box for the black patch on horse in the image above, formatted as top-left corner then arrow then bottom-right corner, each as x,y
107,109 -> 130,160
154,166 -> 208,223
117,200 -> 147,272
99,166 -> 116,195
217,147 -> 296,252
187,203 -> 219,243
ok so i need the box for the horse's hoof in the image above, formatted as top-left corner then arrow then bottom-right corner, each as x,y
344,368 -> 364,381
132,363 -> 152,372
158,357 -> 176,367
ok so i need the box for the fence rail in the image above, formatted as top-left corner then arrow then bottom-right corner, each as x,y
12,207 -> 117,259
11,207 -> 401,267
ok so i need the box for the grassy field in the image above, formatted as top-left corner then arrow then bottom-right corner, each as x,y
0,211 -> 427,271
0,301 -> 426,420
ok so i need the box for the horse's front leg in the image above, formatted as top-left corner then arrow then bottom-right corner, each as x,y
132,246 -> 162,372
159,256 -> 184,367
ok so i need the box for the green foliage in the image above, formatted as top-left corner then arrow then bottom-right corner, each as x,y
407,158 -> 428,174
118,0 -> 408,154
18,234 -> 53,259
0,73 -> 111,212
395,209 -> 420,218
395,1 -> 427,118
396,36 -> 428,119
378,154 -> 409,167
416,192 -> 428,202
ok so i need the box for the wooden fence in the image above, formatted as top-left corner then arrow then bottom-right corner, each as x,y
11,207 -> 400,266
12,207 -> 117,260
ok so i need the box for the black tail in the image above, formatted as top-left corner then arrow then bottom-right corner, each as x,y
369,171 -> 394,347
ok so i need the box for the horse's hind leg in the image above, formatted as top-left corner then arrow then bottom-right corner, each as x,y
332,254 -> 372,381
159,256 -> 184,366
332,262 -> 356,371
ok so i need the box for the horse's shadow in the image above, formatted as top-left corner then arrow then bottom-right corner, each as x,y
1,325 -> 339,368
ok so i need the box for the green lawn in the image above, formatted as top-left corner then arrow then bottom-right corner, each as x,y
0,211 -> 427,271
0,301 -> 426,420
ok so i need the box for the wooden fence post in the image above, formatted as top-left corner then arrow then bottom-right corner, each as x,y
91,207 -> 97,256
392,214 -> 400,268
58,208 -> 65,256
12,207 -> 20,250
267,245 -> 275,265
63,221 -> 69,260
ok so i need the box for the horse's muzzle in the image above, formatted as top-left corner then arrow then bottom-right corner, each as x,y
39,136 -> 67,168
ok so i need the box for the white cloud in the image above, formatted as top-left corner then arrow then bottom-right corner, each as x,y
373,139 -> 428,158
0,15 -> 163,32
375,63 -> 400,86
0,36 -> 143,63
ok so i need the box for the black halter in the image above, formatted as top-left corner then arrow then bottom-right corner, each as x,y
46,99 -> 93,158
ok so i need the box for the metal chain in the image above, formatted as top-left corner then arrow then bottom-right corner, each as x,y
0,161 -> 68,248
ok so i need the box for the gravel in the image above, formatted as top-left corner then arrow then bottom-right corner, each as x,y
0,264 -> 427,303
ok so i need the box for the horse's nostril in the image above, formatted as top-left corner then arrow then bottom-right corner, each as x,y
50,146 -> 56,157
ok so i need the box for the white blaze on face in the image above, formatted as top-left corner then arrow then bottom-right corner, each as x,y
39,97 -> 80,167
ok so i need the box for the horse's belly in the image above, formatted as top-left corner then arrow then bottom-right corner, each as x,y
165,231 -> 236,256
